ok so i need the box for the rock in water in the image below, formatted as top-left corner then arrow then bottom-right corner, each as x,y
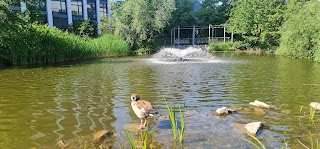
233,122 -> 263,136
216,107 -> 236,116
249,100 -> 270,109
244,122 -> 263,136
310,102 -> 320,111
93,130 -> 113,144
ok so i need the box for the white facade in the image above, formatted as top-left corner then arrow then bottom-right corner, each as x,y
20,0 -> 112,35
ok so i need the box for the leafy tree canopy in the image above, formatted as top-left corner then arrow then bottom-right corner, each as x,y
277,0 -> 320,62
112,0 -> 175,49
196,0 -> 231,25
228,0 -> 285,50
169,0 -> 195,27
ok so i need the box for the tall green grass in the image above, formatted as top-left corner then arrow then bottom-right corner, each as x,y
0,23 -> 130,65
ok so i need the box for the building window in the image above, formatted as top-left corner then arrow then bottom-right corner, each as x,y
100,4 -> 107,17
87,0 -> 96,19
52,0 -> 67,15
71,0 -> 82,17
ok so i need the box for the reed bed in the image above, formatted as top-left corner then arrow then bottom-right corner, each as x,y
0,23 -> 130,65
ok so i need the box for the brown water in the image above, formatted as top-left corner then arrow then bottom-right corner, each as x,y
0,53 -> 320,148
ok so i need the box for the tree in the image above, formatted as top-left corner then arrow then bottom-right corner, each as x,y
169,0 -> 195,27
112,0 -> 175,49
276,0 -> 320,62
228,0 -> 285,50
196,0 -> 231,25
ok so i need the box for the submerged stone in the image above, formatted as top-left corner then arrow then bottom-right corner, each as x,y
249,100 -> 270,109
93,130 -> 113,144
310,102 -> 320,111
55,130 -> 114,149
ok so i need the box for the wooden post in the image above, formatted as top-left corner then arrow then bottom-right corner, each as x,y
192,25 -> 195,46
231,31 -> 234,43
208,25 -> 211,44
223,25 -> 226,43
173,28 -> 176,45
178,26 -> 180,46
171,29 -> 173,45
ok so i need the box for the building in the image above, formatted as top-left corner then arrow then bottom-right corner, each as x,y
18,0 -> 112,34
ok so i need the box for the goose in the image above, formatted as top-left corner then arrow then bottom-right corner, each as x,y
130,93 -> 158,129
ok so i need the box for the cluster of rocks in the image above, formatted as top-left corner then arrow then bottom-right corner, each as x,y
215,100 -> 268,136
216,100 -> 320,136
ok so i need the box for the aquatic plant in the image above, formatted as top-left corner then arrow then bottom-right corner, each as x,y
178,102 -> 185,143
298,132 -> 319,149
165,99 -> 178,141
243,133 -> 266,149
124,122 -> 156,149
165,99 -> 186,143
125,131 -> 136,149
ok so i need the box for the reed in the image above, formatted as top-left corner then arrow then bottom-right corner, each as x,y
124,131 -> 136,149
125,122 -> 154,149
243,134 -> 266,149
164,99 -> 186,143
165,99 -> 178,141
0,23 -> 130,65
178,102 -> 185,143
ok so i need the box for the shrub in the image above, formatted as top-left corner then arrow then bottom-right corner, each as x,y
208,42 -> 235,52
276,1 -> 320,62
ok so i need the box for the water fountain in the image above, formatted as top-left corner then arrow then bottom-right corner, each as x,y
150,46 -> 220,64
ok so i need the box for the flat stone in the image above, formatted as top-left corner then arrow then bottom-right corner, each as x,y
249,100 -> 270,109
310,102 -> 320,111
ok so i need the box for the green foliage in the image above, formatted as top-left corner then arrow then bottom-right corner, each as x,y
68,20 -> 97,38
196,0 -> 231,25
0,23 -> 129,65
100,16 -> 115,34
112,0 -> 175,49
208,42 -> 235,52
276,0 -> 320,62
169,0 -> 195,27
78,20 -> 95,39
228,0 -> 285,50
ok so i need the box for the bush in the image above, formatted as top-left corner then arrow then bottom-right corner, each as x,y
208,42 -> 235,52
276,1 -> 320,62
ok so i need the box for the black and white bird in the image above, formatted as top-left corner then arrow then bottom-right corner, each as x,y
130,93 -> 159,129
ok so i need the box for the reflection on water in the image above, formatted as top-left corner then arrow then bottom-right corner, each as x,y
0,53 -> 320,148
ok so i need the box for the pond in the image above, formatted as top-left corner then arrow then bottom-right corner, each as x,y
0,49 -> 320,148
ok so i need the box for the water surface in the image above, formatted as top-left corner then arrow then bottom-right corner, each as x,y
0,53 -> 320,148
